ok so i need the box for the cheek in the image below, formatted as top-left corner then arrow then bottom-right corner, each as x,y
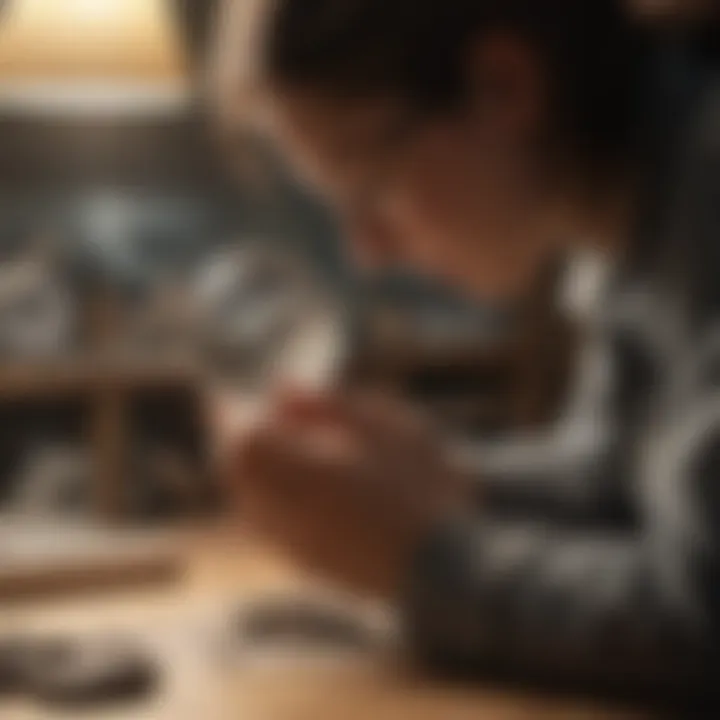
385,166 -> 505,276
386,167 -> 472,268
386,156 -> 551,299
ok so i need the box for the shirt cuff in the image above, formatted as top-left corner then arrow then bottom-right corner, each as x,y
402,514 -> 486,670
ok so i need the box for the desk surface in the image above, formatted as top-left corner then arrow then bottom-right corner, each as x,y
0,529 -> 652,720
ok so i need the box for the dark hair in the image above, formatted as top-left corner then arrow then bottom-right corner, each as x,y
261,0 -> 651,172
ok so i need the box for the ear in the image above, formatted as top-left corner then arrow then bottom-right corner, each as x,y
465,32 -> 546,144
628,0 -> 714,26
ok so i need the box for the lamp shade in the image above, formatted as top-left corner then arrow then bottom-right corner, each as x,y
0,0 -> 190,114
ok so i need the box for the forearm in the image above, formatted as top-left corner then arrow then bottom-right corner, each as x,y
404,517 -> 714,700
450,433 -> 632,525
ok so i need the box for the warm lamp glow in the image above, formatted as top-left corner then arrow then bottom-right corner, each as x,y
0,0 -> 190,114
0,0 -> 186,80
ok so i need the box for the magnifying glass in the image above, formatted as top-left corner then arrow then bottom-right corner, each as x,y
192,242 -> 376,650
192,240 -> 348,456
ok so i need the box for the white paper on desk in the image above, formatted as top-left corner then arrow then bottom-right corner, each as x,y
0,519 -> 178,571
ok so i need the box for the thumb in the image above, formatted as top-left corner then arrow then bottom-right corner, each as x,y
210,394 -> 268,463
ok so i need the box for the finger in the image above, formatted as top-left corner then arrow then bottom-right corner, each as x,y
323,390 -> 432,447
271,386 -> 428,443
273,386 -> 346,427
225,423 -> 302,536
231,424 -> 357,545
211,395 -> 267,463
358,391 -> 431,435
273,388 -> 374,434
234,421 -> 357,495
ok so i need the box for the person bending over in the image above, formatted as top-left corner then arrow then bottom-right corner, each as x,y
214,0 -> 720,702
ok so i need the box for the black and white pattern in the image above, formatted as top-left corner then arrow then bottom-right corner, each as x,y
407,51 -> 720,701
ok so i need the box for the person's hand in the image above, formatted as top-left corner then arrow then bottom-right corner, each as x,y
219,389 -> 470,598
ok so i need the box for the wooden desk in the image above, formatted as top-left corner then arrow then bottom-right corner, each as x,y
0,530 -> 651,720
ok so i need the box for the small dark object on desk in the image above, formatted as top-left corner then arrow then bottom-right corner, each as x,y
238,598 -> 378,652
28,636 -> 159,708
0,634 -> 159,708
0,637 -> 27,695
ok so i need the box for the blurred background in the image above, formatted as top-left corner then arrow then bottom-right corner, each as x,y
0,0 -> 576,534
4,3 -> 715,718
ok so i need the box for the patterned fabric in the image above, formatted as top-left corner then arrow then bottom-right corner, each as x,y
407,48 -> 720,700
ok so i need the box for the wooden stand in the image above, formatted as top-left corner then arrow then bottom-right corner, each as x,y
0,358 -> 200,520
0,268 -> 573,522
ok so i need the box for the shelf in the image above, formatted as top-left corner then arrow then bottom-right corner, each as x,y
0,357 -> 206,520
0,357 -> 200,401
0,519 -> 184,602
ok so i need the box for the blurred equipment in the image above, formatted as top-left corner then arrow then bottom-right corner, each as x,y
193,242 -> 347,397
0,636 -> 23,694
0,633 -> 158,709
22,634 -> 159,709
0,253 -> 76,359
129,441 -> 205,520
122,279 -> 197,362
11,442 -> 93,520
